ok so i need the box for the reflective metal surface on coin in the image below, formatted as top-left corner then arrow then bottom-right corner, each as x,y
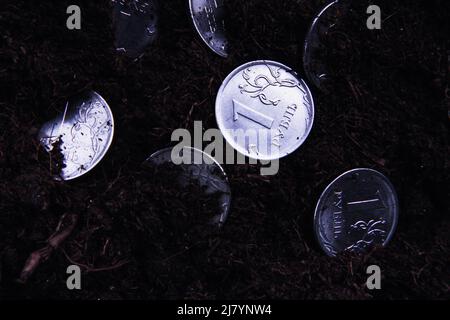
112,0 -> 158,59
215,60 -> 314,160
146,147 -> 231,227
189,0 -> 229,57
314,168 -> 399,256
303,0 -> 350,92
38,91 -> 114,181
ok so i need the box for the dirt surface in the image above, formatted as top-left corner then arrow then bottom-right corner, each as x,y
0,0 -> 448,299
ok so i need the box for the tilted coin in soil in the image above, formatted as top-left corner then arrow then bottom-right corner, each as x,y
215,60 -> 314,160
189,0 -> 229,57
303,0 -> 344,92
314,168 -> 399,256
303,0 -> 374,93
112,0 -> 159,59
38,91 -> 114,180
145,146 -> 231,228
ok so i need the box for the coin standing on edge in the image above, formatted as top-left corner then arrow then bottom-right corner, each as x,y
215,60 -> 314,160
189,0 -> 229,57
38,91 -> 114,181
303,0 -> 349,93
112,0 -> 159,59
146,146 -> 231,227
314,168 -> 399,256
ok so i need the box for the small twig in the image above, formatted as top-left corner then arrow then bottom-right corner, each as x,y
345,132 -> 386,167
48,213 -> 79,248
52,213 -> 67,234
102,238 -> 110,256
61,249 -> 129,273
347,78 -> 361,105
183,98 -> 207,129
17,213 -> 79,283
160,243 -> 200,263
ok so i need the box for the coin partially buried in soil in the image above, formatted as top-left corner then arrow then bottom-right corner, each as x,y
314,168 -> 399,256
215,60 -> 314,160
38,91 -> 114,180
189,0 -> 229,57
303,0 -> 346,92
145,146 -> 231,228
303,0 -> 377,93
112,0 -> 159,59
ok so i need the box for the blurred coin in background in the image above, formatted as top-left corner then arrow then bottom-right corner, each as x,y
112,0 -> 159,59
145,146 -> 231,228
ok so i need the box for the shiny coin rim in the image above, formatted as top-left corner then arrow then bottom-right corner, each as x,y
188,0 -> 228,58
146,146 -> 232,227
215,60 -> 315,161
314,168 -> 399,256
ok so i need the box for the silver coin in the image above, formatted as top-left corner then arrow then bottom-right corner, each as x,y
303,0 -> 350,92
38,91 -> 114,181
112,0 -> 158,59
314,168 -> 399,256
146,147 -> 231,227
189,0 -> 229,57
215,60 -> 314,160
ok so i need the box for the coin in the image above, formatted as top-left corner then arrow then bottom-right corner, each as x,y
314,168 -> 399,256
145,147 -> 231,227
303,0 -> 346,92
303,0 -> 373,93
215,60 -> 314,160
189,0 -> 229,57
112,0 -> 158,59
38,91 -> 114,180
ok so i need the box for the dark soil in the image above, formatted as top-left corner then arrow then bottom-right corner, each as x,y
0,0 -> 448,299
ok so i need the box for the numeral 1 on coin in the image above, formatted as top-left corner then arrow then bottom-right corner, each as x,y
232,99 -> 274,129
